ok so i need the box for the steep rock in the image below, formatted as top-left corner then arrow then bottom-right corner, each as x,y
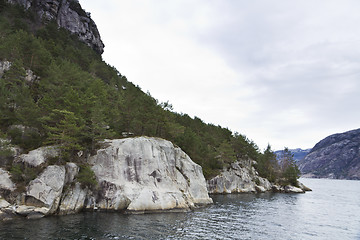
207,160 -> 310,194
64,162 -> 79,184
89,137 -> 213,212
58,182 -> 87,215
0,168 -> 15,194
299,128 -> 360,180
26,165 -> 66,214
207,160 -> 272,194
7,0 -> 104,54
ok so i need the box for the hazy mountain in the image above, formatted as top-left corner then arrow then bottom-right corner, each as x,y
298,128 -> 360,180
275,148 -> 311,163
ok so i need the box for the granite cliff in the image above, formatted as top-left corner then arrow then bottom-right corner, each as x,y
0,136 -> 311,221
0,137 -> 213,220
206,159 -> 309,194
7,0 -> 104,54
299,128 -> 360,180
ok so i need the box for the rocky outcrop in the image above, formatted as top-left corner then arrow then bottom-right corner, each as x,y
7,0 -> 104,54
207,161 -> 272,194
58,182 -> 87,215
298,128 -> 360,180
89,137 -> 213,212
0,137 -> 213,220
0,62 -> 40,85
26,165 -> 65,214
0,61 -> 11,78
207,160 -> 311,194
0,169 -> 15,193
0,136 -> 312,221
16,146 -> 58,167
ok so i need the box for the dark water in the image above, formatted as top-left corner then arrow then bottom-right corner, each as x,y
1,178 -> 360,240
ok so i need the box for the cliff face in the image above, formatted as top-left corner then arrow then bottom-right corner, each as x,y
206,160 -> 308,194
299,128 -> 360,180
7,0 -> 104,54
207,160 -> 272,193
89,137 -> 213,212
0,137 -> 212,220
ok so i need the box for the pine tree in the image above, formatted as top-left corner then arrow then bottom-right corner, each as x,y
43,109 -> 84,161
279,147 -> 301,186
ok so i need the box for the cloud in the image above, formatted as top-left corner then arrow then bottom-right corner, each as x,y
82,0 -> 360,150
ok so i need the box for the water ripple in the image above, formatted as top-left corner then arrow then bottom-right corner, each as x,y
0,179 -> 359,240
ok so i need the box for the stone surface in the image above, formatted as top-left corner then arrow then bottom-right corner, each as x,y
0,61 -> 11,78
207,161 -> 272,194
298,182 -> 312,191
284,185 -> 305,193
24,69 -> 39,83
0,168 -> 15,192
0,199 -> 10,208
26,165 -> 65,214
65,162 -> 79,184
89,137 -> 212,212
58,182 -> 87,215
17,146 -> 58,167
298,128 -> 360,180
7,0 -> 104,54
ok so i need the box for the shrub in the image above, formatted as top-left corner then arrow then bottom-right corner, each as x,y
77,164 -> 97,189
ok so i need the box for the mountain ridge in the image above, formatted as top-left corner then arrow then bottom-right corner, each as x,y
275,148 -> 311,162
298,128 -> 360,180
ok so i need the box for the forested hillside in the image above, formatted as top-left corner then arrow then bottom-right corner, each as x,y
0,0 -> 299,184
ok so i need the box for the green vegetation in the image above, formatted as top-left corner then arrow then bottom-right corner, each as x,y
77,164 -> 97,189
278,147 -> 301,186
0,1 -> 300,185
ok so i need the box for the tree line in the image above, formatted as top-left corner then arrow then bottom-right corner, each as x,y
0,1 -> 300,184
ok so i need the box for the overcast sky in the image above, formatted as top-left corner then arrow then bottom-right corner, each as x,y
81,0 -> 360,151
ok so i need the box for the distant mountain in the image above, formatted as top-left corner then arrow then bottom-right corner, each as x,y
275,148 -> 311,163
298,128 -> 360,180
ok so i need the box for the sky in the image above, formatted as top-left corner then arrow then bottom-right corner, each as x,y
80,0 -> 360,151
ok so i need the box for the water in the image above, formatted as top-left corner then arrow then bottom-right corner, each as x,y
1,178 -> 360,240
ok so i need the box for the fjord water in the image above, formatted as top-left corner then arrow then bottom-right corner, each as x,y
1,178 -> 359,240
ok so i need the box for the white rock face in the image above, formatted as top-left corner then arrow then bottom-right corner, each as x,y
0,199 -> 10,208
207,161 -> 272,194
0,61 -> 11,78
89,137 -> 212,212
58,183 -> 87,215
26,165 -> 65,214
0,168 -> 15,192
65,162 -> 79,184
17,146 -> 58,167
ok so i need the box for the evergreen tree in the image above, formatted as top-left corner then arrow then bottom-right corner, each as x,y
42,109 -> 84,161
256,144 -> 279,182
279,147 -> 301,186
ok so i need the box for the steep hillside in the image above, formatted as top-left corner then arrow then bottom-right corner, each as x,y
0,0 -> 265,180
298,128 -> 360,180
0,0 -> 301,189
